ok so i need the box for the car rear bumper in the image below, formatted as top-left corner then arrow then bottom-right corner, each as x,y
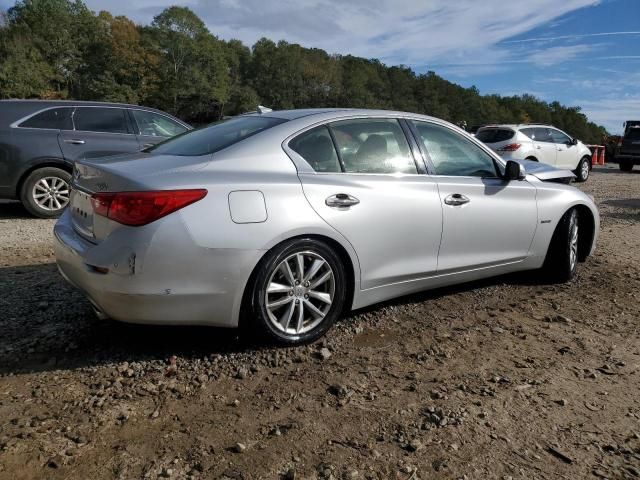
53,209 -> 260,327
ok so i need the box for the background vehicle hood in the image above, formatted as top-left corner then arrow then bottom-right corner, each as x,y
515,159 -> 576,182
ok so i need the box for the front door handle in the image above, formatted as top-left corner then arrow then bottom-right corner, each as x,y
143,143 -> 154,148
444,193 -> 470,206
326,193 -> 360,208
64,139 -> 85,145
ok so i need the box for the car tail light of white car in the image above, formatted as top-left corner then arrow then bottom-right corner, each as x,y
91,189 -> 208,226
497,143 -> 522,152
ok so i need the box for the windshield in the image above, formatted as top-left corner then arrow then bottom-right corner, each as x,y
149,116 -> 287,156
476,128 -> 514,143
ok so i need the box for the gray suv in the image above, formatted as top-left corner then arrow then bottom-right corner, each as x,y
0,100 -> 191,217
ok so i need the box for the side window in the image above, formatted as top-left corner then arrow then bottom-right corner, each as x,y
549,129 -> 571,144
533,128 -> 554,143
132,110 -> 187,138
289,126 -> 341,173
73,107 -> 128,134
520,127 -> 537,140
19,107 -> 73,130
329,118 -> 417,174
412,121 -> 498,177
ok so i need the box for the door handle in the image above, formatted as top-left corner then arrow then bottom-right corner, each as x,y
143,143 -> 154,148
64,139 -> 85,145
326,193 -> 360,208
444,193 -> 470,206
536,145 -> 542,149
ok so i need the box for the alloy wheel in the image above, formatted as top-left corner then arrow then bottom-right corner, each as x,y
569,216 -> 579,271
581,160 -> 589,180
32,176 -> 70,211
265,251 -> 335,336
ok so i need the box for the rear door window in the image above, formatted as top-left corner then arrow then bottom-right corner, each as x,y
328,118 -> 417,174
520,127 -> 537,140
19,107 -> 73,130
73,107 -> 129,134
533,127 -> 554,143
476,128 -> 514,143
289,126 -> 341,173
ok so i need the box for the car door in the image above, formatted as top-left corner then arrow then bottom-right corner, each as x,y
549,128 -> 578,169
531,127 -> 558,165
409,120 -> 537,273
58,106 -> 139,162
289,118 -> 443,290
129,109 -> 189,149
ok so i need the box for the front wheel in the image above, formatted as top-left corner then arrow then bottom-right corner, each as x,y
246,238 -> 347,345
574,156 -> 591,182
543,209 -> 579,283
20,167 -> 71,218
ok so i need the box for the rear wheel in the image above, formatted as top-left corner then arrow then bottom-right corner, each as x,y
525,156 -> 538,162
246,238 -> 347,345
20,167 -> 71,218
574,156 -> 591,182
619,161 -> 633,172
543,209 -> 579,283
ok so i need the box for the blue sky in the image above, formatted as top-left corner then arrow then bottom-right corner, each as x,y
1,0 -> 638,133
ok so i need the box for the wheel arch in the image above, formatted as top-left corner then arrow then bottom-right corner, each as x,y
16,158 -> 73,198
238,233 -> 358,330
574,203 -> 596,261
525,156 -> 538,162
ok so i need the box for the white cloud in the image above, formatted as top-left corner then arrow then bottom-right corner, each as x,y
577,96 -> 640,134
527,44 -> 595,66
83,0 -> 599,66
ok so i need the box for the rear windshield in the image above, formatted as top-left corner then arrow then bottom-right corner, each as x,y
475,128 -> 514,143
624,127 -> 640,141
149,116 -> 287,156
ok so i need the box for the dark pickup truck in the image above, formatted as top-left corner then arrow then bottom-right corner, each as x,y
616,120 -> 640,172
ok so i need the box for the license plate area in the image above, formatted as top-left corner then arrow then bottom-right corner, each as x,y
70,189 -> 95,238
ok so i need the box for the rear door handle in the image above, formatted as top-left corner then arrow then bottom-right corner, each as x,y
326,193 -> 360,208
64,139 -> 85,145
536,145 -> 542,149
444,193 -> 470,206
143,143 -> 154,148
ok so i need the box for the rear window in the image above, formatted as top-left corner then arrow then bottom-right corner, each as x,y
150,116 -> 287,156
476,128 -> 514,143
624,127 -> 640,141
19,107 -> 73,130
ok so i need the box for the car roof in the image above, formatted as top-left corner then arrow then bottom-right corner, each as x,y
478,124 -> 558,130
244,107 -> 446,124
0,99 -> 189,128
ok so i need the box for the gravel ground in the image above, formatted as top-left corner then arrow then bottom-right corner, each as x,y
0,166 -> 639,480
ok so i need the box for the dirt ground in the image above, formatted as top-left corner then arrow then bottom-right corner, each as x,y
0,165 -> 639,480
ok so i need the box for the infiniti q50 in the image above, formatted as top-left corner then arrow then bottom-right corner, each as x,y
54,109 -> 599,345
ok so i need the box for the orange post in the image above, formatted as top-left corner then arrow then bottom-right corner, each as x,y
599,146 -> 605,165
591,148 -> 598,166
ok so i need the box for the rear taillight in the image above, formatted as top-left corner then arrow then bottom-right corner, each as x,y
497,143 -> 521,152
91,189 -> 207,226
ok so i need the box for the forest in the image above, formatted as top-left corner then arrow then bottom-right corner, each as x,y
0,0 -> 608,143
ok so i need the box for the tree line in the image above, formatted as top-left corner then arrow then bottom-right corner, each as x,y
0,0 -> 608,143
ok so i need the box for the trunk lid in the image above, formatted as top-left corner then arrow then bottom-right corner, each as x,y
70,152 -> 211,242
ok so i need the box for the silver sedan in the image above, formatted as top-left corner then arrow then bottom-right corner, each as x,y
54,109 -> 599,345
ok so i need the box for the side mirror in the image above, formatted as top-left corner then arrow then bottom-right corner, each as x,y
504,160 -> 526,181
571,138 -> 578,146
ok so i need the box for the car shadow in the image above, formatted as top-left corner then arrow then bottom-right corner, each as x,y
592,166 -> 640,175
0,262 -> 552,376
0,200 -> 34,220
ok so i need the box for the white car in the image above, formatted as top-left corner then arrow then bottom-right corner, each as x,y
476,125 -> 593,182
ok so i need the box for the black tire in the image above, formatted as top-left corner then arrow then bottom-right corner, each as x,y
574,156 -> 591,182
20,167 -> 71,218
543,209 -> 579,283
525,156 -> 538,162
245,238 -> 347,345
619,161 -> 633,172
